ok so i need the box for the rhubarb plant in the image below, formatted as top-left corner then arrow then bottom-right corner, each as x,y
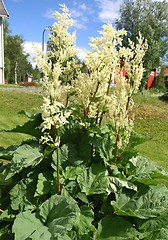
1,4 -> 168,240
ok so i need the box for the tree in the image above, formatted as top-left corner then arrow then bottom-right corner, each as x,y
115,0 -> 168,89
3,20 -> 33,84
32,65 -> 42,82
3,20 -> 11,81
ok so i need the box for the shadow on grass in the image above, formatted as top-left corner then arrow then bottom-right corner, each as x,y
159,92 -> 168,102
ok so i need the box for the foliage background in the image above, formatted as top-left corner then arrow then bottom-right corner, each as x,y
115,0 -> 168,89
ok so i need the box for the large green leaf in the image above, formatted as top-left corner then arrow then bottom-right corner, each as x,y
39,194 -> 80,238
0,168 -> 12,185
56,234 -> 73,240
77,134 -> 92,164
95,216 -> 139,239
0,208 -> 15,222
77,164 -> 108,195
34,171 -> 53,197
52,144 -> 83,170
137,211 -> 168,239
107,176 -> 137,194
3,113 -> 42,138
12,195 -> 80,240
111,184 -> 168,219
6,142 -> 43,179
0,146 -> 16,160
126,156 -> 168,184
62,166 -> 84,180
12,210 -> 51,240
127,131 -> 148,149
153,228 -> 168,240
0,224 -> 13,240
74,206 -> 96,237
10,179 -> 35,211
98,134 -> 114,166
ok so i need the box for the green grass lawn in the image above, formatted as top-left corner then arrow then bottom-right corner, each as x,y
0,89 -> 167,171
0,84 -> 23,88
133,90 -> 168,171
0,91 -> 43,147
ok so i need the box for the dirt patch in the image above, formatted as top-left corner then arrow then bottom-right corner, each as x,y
134,104 -> 168,121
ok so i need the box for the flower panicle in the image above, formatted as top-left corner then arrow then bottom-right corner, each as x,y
35,4 -> 147,150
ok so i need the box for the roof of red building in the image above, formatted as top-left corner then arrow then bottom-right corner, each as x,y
165,67 -> 168,75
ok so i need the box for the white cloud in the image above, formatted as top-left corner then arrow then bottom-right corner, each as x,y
95,0 -> 165,23
70,2 -> 93,30
23,42 -> 87,67
78,3 -> 91,12
76,47 -> 87,61
95,0 -> 123,23
73,20 -> 87,29
43,8 -> 55,19
23,41 -> 44,68
70,9 -> 83,18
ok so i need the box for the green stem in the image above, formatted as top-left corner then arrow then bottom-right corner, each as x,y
113,128 -> 120,163
106,73 -> 113,96
86,80 -> 100,115
98,73 -> 113,126
50,110 -> 61,194
65,96 -> 69,107
56,145 -> 61,194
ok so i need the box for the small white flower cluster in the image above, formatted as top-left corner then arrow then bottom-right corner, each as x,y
35,4 -> 147,150
35,4 -> 77,147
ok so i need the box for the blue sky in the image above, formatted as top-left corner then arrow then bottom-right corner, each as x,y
4,0 -> 124,62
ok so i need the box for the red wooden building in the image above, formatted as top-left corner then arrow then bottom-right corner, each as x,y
146,66 -> 168,89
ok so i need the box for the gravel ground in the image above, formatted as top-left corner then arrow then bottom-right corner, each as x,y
0,87 -> 42,93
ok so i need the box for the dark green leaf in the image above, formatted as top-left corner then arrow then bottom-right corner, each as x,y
6,142 -> 43,179
112,184 -> 168,219
95,216 -> 139,239
153,228 -> 168,240
128,131 -> 149,148
62,166 -> 84,180
34,172 -> 53,197
107,176 -> 137,194
74,206 -> 96,237
77,134 -> 92,164
0,168 -> 12,185
0,224 -> 13,240
10,179 -> 35,211
39,194 -> 80,238
98,134 -> 114,166
0,208 -> 15,221
126,156 -> 168,184
0,146 -> 16,160
76,192 -> 89,204
77,164 -> 108,195
12,210 -> 51,240
63,180 -> 78,195
137,211 -> 168,239
52,144 -> 83,170
3,113 -> 42,138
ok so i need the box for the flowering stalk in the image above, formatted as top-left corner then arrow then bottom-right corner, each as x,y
35,4 -> 147,168
113,128 -> 121,163
98,72 -> 114,125
86,80 -> 100,116
55,129 -> 60,194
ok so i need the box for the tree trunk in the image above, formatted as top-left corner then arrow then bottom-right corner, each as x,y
14,61 -> 17,84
